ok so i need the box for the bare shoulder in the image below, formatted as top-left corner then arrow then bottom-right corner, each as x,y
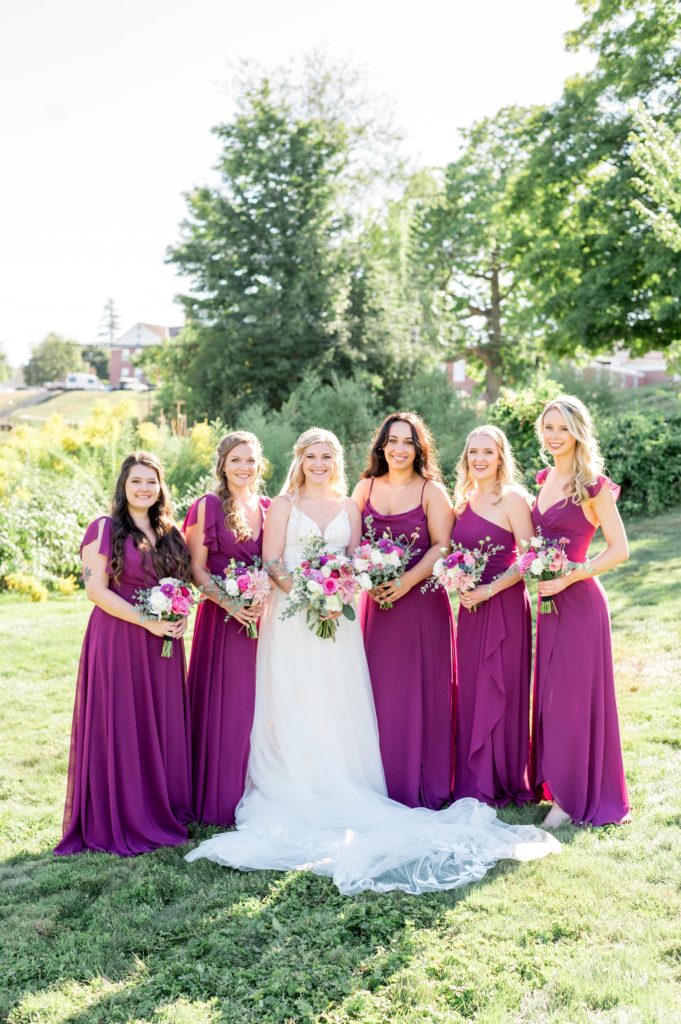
504,485 -> 532,510
344,496 -> 362,523
351,477 -> 371,506
269,494 -> 293,516
424,479 -> 453,508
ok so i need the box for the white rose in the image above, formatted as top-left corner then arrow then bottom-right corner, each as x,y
225,579 -> 240,597
530,537 -> 543,549
324,594 -> 342,612
307,580 -> 324,595
530,558 -> 544,576
149,589 -> 172,615
158,577 -> 176,586
320,565 -> 332,578
433,560 -> 444,577
354,558 -> 369,572
358,572 -> 373,591
386,551 -> 401,567
371,551 -> 386,567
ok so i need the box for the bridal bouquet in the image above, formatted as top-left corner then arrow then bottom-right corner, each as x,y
282,535 -> 371,640
209,557 -> 272,638
352,516 -> 420,610
518,531 -> 582,614
135,577 -> 196,656
423,537 -> 503,611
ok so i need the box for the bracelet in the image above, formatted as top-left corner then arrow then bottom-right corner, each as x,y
486,584 -> 493,600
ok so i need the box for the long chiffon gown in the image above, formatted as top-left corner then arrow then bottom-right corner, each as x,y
183,493 -> 267,826
185,503 -> 559,895
452,505 -> 534,805
55,517 -> 192,856
531,470 -> 630,826
359,481 -> 455,808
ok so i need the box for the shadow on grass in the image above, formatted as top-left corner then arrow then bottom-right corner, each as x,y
1,809 -> 574,1024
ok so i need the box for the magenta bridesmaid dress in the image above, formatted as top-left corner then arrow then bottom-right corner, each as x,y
55,517 -> 192,856
183,493 -> 268,826
531,469 -> 630,825
451,505 -> 533,806
359,480 -> 456,809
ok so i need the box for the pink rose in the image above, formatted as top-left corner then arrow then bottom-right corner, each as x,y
463,552 -> 476,569
322,577 -> 339,594
171,596 -> 191,616
237,575 -> 251,592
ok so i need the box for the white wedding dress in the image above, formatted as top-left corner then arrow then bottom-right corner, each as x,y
185,504 -> 560,894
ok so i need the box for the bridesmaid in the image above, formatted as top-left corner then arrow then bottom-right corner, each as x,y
451,425 -> 535,806
531,395 -> 630,828
183,431 -> 269,827
353,412 -> 456,809
55,452 -> 192,856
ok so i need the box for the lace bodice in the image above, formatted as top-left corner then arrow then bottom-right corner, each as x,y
283,502 -> 351,570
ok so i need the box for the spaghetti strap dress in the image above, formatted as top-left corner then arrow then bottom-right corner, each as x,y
452,504 -> 533,805
531,470 -> 630,825
183,493 -> 268,826
55,517 -> 192,856
359,479 -> 456,808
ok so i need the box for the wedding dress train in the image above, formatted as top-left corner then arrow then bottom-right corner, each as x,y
185,504 -> 559,894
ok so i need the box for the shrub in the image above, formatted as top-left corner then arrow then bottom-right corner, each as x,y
4,572 -> 48,602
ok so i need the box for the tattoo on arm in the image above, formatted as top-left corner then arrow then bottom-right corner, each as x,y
495,565 -> 519,583
82,566 -> 92,584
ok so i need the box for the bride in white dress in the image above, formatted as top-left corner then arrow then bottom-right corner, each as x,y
186,428 -> 559,894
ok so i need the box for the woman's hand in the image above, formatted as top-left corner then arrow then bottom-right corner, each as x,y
537,574 -> 575,597
319,609 -> 342,621
371,577 -> 413,605
460,585 -> 489,610
144,618 -> 187,639
222,600 -> 261,626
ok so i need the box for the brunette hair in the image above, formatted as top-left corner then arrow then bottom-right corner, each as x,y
535,395 -> 605,505
110,451 -> 190,584
214,431 -> 266,541
453,424 -> 527,514
362,412 -> 441,481
281,428 -> 347,499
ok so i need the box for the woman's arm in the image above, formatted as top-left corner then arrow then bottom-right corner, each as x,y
350,477 -> 371,516
184,498 -> 259,625
538,485 -> 629,597
375,481 -> 454,604
82,521 -> 183,638
345,498 -> 363,555
262,496 -> 293,595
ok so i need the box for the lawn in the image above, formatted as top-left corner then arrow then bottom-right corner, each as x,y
1,509 -> 680,1024
4,389 -> 152,425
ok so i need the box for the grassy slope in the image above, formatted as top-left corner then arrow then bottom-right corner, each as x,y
5,390 -> 152,425
1,510 -> 680,1024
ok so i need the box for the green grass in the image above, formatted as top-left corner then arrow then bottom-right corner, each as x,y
5,390 -> 152,425
1,510 -> 680,1024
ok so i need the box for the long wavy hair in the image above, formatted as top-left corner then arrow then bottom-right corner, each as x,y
453,425 -> 526,514
535,395 -> 605,505
110,452 -> 190,584
281,428 -> 347,499
361,411 -> 441,481
214,431 -> 266,541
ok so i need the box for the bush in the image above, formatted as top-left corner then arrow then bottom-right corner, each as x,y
4,572 -> 48,602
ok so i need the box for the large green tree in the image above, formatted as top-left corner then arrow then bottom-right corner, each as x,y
0,344 -> 10,382
167,81 -> 349,421
24,333 -> 85,386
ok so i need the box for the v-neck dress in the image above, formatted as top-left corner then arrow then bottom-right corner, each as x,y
530,469 -> 630,825
359,484 -> 456,809
452,504 -> 533,806
183,492 -> 269,826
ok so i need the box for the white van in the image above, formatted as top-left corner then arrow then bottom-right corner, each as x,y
64,372 -> 102,391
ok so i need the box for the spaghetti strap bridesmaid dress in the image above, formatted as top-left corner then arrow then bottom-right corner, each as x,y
183,493 -> 268,826
359,480 -> 455,808
451,505 -> 533,805
531,470 -> 630,825
55,517 -> 192,856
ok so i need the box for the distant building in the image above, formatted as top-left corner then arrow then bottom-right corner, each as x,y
108,322 -> 182,387
582,350 -> 672,389
443,358 -> 477,395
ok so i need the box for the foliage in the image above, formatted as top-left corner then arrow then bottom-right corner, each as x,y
4,572 -> 48,602
629,105 -> 681,253
24,333 -> 86,386
2,510 -> 680,1021
80,344 -> 110,381
0,343 -> 10,381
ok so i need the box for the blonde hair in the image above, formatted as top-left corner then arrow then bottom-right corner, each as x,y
281,428 -> 347,499
535,395 -> 605,504
215,431 -> 266,541
453,424 -> 525,514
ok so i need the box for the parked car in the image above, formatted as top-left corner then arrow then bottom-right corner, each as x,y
64,372 -> 103,391
118,376 -> 149,392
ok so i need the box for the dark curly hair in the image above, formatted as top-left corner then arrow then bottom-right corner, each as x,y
361,412 -> 442,481
110,451 -> 190,585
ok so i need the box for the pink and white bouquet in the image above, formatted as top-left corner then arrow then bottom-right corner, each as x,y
135,577 -> 196,656
352,516 -> 420,610
281,535 -> 371,640
209,556 -> 272,638
518,530 -> 582,614
423,537 -> 503,611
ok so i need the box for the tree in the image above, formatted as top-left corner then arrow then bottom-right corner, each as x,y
98,298 -> 120,344
630,105 -> 681,252
413,108 -> 541,401
81,344 -> 110,381
0,344 -> 10,382
24,333 -> 85,386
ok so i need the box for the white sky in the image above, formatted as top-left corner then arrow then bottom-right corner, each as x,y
0,0 -> 594,367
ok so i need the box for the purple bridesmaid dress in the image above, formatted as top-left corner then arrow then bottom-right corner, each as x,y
55,517 -> 192,856
452,505 -> 533,806
359,480 -> 456,809
183,493 -> 267,826
531,469 -> 630,825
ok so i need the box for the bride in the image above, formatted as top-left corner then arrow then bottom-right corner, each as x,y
185,428 -> 559,894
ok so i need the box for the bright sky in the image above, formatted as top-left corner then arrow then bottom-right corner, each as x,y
0,0 -> 594,368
